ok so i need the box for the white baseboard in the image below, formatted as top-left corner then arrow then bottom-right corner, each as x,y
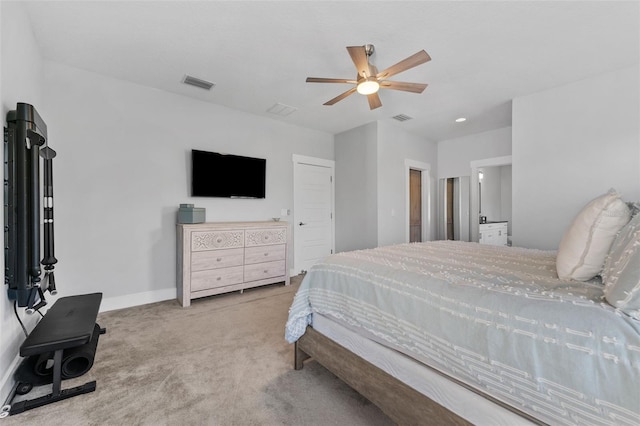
99,288 -> 176,313
0,353 -> 23,412
0,288 -> 176,408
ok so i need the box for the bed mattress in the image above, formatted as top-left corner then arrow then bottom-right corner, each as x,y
313,313 -> 535,425
286,241 -> 640,425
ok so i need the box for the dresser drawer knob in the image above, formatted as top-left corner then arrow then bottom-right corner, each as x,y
264,253 -> 268,256
216,277 -> 221,281
216,238 -> 222,243
216,257 -> 222,262
264,270 -> 268,274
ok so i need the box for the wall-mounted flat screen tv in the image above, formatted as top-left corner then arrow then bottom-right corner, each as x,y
191,149 -> 266,198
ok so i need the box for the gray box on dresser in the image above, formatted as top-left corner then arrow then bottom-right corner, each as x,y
177,221 -> 290,307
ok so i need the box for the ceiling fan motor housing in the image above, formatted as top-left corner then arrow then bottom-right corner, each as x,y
364,44 -> 375,57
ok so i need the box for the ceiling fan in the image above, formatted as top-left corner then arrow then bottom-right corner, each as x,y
306,44 -> 431,110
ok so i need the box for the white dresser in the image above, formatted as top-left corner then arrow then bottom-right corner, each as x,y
177,221 -> 290,307
479,222 -> 508,246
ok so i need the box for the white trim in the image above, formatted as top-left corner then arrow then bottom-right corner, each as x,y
0,287 -> 175,409
404,160 -> 431,243
470,155 -> 512,169
470,155 -> 513,242
292,154 -> 334,169
1,354 -> 23,412
292,155 -> 335,274
99,288 -> 176,312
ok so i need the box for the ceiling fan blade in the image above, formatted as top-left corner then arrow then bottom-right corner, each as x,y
367,93 -> 382,110
377,50 -> 431,79
347,46 -> 371,77
306,77 -> 357,84
380,81 -> 428,93
324,87 -> 357,105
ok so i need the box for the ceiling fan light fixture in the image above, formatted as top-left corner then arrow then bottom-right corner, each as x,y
306,45 -> 430,109
357,78 -> 380,95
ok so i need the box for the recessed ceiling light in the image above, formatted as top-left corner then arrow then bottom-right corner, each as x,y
455,117 -> 467,123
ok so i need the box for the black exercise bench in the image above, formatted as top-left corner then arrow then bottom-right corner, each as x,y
8,293 -> 104,415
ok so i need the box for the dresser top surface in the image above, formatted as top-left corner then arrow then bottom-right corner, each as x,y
178,221 -> 288,230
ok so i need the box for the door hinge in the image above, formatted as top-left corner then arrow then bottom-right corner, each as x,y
330,175 -> 333,183
331,249 -> 333,254
330,212 -> 333,219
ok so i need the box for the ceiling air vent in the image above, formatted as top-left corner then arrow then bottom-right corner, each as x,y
392,114 -> 413,122
182,75 -> 215,90
267,103 -> 298,117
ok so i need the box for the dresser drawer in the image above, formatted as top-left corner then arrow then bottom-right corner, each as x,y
479,223 -> 507,231
244,244 -> 286,265
245,228 -> 287,247
191,247 -> 244,272
244,260 -> 286,282
191,266 -> 244,292
192,230 -> 244,251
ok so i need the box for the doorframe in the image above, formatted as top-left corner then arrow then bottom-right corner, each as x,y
469,155 -> 512,243
404,160 -> 431,243
292,154 -> 335,275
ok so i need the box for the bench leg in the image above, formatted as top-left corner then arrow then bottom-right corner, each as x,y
9,347 -> 97,415
52,349 -> 63,396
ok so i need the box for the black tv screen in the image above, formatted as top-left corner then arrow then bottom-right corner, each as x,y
191,150 -> 266,198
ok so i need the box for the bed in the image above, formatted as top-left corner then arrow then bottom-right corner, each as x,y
285,238 -> 640,425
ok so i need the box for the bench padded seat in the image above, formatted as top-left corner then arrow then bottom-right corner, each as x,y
20,293 -> 102,357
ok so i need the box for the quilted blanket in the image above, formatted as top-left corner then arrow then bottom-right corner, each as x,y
285,241 -> 640,426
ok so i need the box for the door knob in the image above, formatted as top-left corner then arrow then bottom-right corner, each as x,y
299,222 -> 307,226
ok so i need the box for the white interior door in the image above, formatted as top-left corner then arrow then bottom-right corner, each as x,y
293,156 -> 334,275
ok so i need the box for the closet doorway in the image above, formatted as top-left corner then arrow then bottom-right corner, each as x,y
409,169 -> 422,242
438,177 -> 470,241
404,159 -> 431,243
446,178 -> 454,240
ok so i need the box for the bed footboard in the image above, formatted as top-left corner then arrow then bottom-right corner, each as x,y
294,326 -> 472,425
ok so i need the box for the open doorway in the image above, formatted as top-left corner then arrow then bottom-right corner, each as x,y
409,169 -> 422,242
470,155 -> 512,243
438,177 -> 470,241
446,178 -> 454,240
405,160 -> 431,243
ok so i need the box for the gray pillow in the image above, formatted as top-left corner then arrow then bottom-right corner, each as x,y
603,212 -> 640,319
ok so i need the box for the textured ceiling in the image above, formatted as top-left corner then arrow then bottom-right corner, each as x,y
23,1 -> 640,142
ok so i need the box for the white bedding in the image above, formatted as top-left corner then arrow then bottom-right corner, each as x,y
313,313 -> 535,425
286,241 -> 640,425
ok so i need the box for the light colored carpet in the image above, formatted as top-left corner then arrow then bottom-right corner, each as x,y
5,276 -> 393,425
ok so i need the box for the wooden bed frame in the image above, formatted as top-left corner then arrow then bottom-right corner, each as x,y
294,326 -> 545,425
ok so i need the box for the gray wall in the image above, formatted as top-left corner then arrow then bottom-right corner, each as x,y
0,0 -> 44,402
1,1 -> 334,395
43,60 -> 334,311
335,122 -> 379,252
436,127 -> 512,241
437,127 -> 512,179
377,121 -> 437,246
335,121 -> 437,252
512,65 -> 640,249
501,166 -> 512,235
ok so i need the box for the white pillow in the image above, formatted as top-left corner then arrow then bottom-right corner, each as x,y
556,189 -> 631,281
602,212 -> 640,319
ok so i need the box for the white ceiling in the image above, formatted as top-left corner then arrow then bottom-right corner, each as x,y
23,1 -> 640,142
